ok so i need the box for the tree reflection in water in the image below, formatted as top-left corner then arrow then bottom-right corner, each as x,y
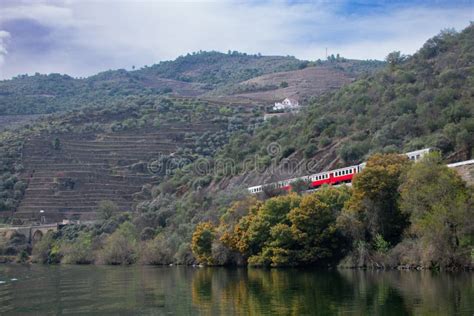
0,265 -> 472,315
191,268 -> 473,315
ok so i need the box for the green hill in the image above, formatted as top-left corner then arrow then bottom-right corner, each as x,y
0,51 -> 383,116
0,25 -> 472,266
215,25 -> 474,173
122,25 -> 473,263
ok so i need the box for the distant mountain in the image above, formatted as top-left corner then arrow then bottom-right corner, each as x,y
0,51 -> 383,116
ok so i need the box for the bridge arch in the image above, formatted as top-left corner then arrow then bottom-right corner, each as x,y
31,230 -> 44,244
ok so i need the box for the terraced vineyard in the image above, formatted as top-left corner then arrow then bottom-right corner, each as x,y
15,123 -> 222,222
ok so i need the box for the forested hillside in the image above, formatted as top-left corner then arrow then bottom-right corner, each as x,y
215,25 -> 474,175
117,25 -> 473,267
0,51 -> 383,116
0,25 -> 472,268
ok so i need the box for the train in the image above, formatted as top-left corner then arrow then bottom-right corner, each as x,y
247,148 -> 432,194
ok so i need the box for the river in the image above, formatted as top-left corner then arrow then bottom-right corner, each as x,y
0,265 -> 472,315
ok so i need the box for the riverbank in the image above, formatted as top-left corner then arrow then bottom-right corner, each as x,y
2,255 -> 472,272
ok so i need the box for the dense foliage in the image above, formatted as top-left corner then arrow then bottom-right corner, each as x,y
191,154 -> 473,269
0,132 -> 26,213
3,153 -> 467,269
141,51 -> 305,86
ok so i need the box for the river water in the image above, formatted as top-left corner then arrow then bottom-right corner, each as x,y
0,264 -> 472,315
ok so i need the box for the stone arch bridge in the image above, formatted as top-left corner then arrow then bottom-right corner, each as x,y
0,223 -> 58,244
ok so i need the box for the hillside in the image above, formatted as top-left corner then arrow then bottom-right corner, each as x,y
0,25 -> 472,266
0,96 -> 263,222
114,25 -> 473,262
0,52 -> 304,116
211,24 -> 474,187
207,58 -> 384,103
0,51 -> 383,117
213,65 -> 354,103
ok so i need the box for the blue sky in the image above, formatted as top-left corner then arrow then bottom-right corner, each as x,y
0,0 -> 472,79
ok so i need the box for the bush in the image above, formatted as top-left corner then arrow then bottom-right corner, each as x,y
280,81 -> 289,88
98,200 -> 119,220
99,222 -> 137,265
60,232 -> 94,264
304,144 -> 317,159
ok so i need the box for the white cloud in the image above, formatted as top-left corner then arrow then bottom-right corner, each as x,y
0,1 -> 472,78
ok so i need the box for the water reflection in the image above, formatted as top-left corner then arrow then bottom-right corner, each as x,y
0,265 -> 472,315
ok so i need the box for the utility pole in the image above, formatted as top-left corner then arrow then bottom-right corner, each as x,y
325,48 -> 328,59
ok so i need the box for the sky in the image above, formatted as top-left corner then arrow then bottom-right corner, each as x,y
0,0 -> 472,79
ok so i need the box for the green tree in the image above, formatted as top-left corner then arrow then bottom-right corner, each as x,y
290,179 -> 311,194
100,221 -> 137,264
225,194 -> 300,261
32,231 -> 61,264
341,154 -> 410,246
60,232 -> 94,264
385,51 -> 405,70
98,200 -> 119,220
399,153 -> 474,267
288,186 -> 351,265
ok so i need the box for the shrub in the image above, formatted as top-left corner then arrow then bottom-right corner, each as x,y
100,222 -> 137,265
98,200 -> 119,220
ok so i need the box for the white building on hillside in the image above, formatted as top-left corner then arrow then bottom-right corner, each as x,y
273,98 -> 299,112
